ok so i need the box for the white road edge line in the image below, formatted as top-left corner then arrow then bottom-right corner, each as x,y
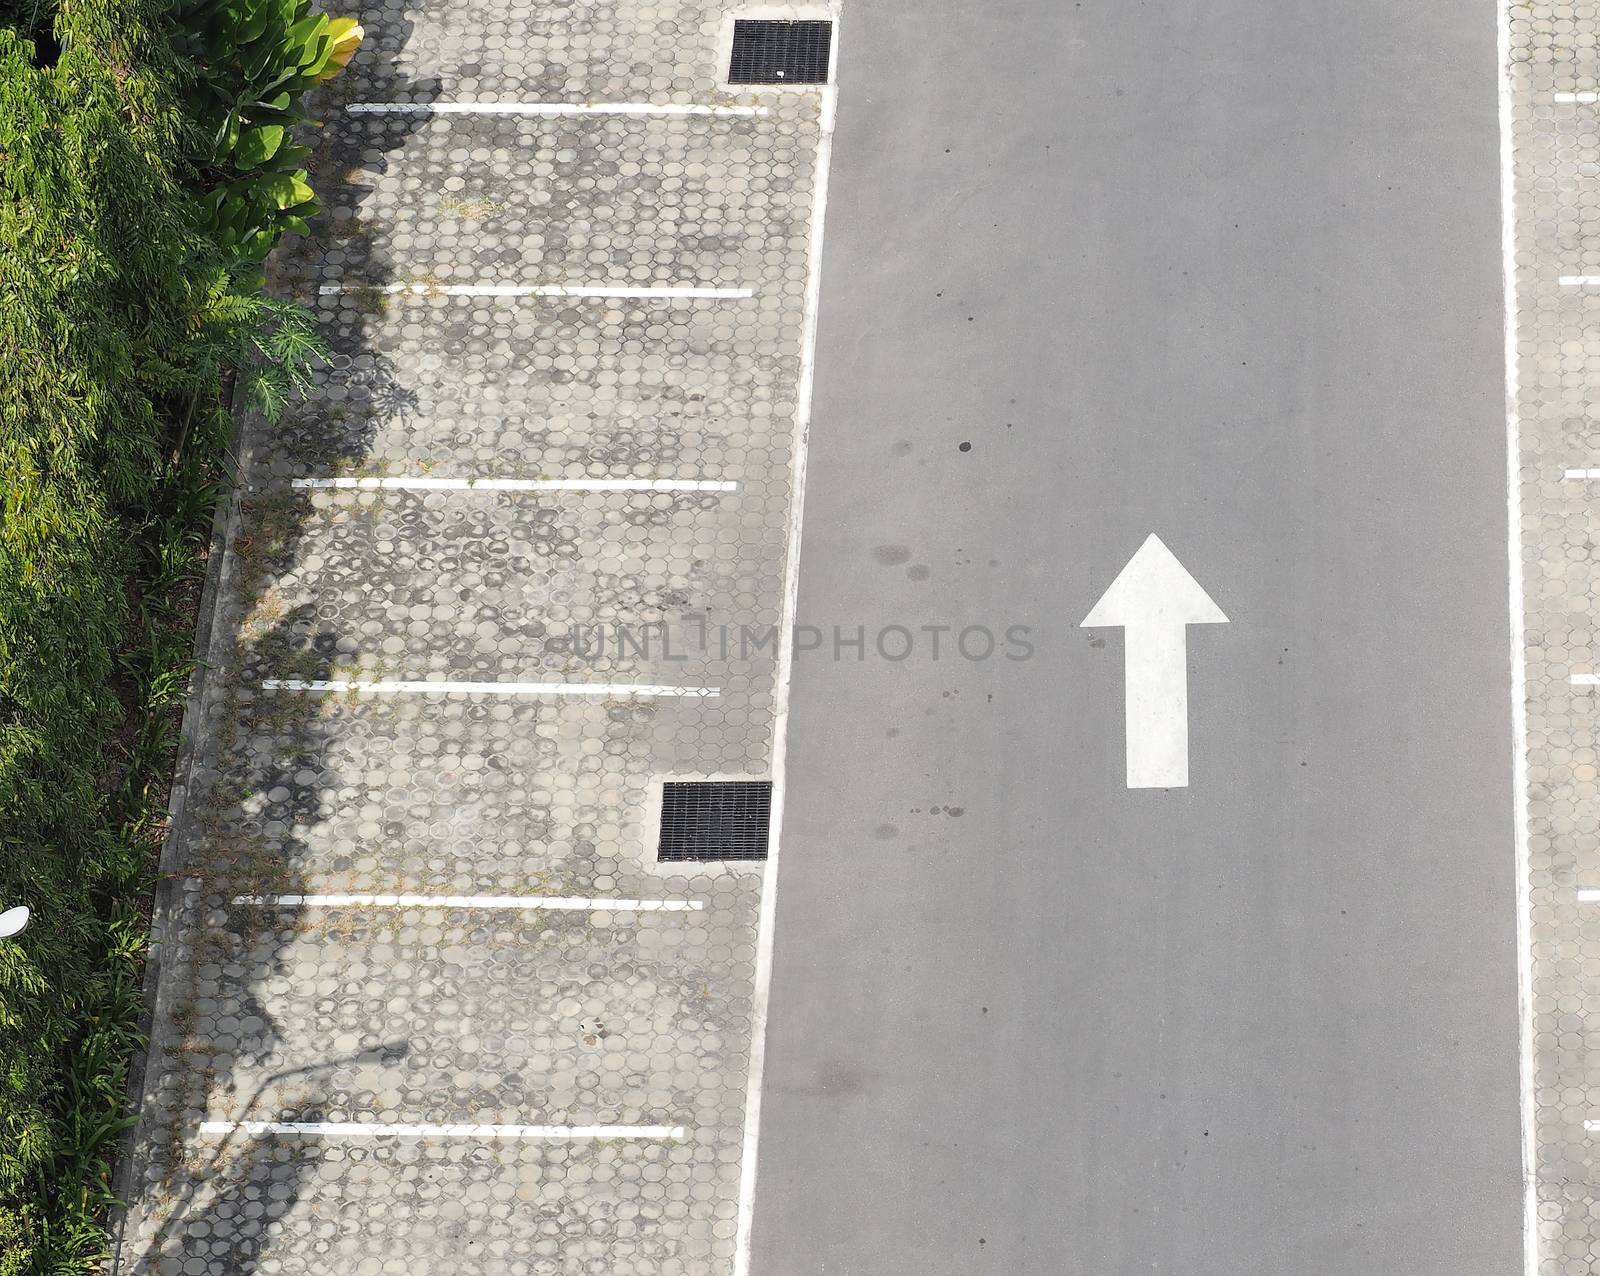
231,894 -> 703,911
261,679 -> 717,697
291,477 -> 736,492
317,283 -> 753,299
199,1121 -> 685,1139
1499,0 -> 1539,1268
733,16 -> 842,1276
1558,276 -> 1600,286
1556,92 -> 1600,103
348,102 -> 767,117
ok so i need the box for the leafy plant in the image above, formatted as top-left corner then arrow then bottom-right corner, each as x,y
143,267 -> 331,457
173,0 -> 363,270
235,294 -> 330,420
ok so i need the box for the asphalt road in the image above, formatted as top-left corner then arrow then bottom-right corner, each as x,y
749,1 -> 1523,1272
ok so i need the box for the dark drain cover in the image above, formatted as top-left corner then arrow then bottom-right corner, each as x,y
658,780 -> 773,862
728,19 -> 833,85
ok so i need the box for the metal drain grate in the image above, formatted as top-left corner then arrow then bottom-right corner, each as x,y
727,19 -> 833,85
657,780 -> 773,862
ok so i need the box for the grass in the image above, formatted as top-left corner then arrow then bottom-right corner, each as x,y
348,284 -> 390,315
0,415 -> 232,1276
438,194 -> 504,221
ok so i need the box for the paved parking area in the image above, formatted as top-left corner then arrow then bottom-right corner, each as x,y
1509,4 -> 1600,1270
114,0 -> 834,1272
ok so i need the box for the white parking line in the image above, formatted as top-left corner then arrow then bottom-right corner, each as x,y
292,477 -> 736,492
261,679 -> 718,697
1499,0 -> 1538,1267
318,283 -> 752,299
232,893 -> 704,911
1563,469 -> 1600,480
1556,92 -> 1600,103
733,6 -> 844,1273
1559,276 -> 1600,286
348,102 -> 767,117
200,1121 -> 686,1140
1579,890 -> 1600,902
1571,675 -> 1600,686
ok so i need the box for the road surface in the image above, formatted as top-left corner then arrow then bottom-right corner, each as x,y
750,1 -> 1523,1272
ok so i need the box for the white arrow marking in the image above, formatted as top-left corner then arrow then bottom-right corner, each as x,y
1081,534 -> 1228,789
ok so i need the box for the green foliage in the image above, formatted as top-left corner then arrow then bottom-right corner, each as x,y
174,0 -> 363,270
235,293 -> 331,421
0,6 -> 217,1266
0,0 -> 344,1269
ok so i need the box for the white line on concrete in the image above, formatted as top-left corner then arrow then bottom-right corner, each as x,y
1559,276 -> 1600,286
1583,1120 -> 1600,1132
1578,890 -> 1600,902
1571,675 -> 1600,686
199,1121 -> 685,1140
318,283 -> 752,299
348,101 -> 767,117
1556,92 -> 1600,103
1500,0 -> 1539,1265
232,893 -> 703,911
261,679 -> 718,697
292,476 -> 736,493
1563,469 -> 1600,480
733,8 -> 843,1273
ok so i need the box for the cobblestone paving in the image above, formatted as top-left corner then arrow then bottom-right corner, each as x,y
1510,3 -> 1600,1271
114,1 -> 827,1271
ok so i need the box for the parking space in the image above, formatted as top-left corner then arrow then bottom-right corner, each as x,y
242,489 -> 775,682
199,906 -> 748,1130
114,0 -> 835,1271
335,0 -> 746,100
131,1134 -> 735,1275
308,112 -> 808,286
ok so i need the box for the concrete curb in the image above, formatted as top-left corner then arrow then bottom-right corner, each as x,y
105,399 -> 257,1273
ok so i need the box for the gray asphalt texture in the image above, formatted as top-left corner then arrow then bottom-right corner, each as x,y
749,1 -> 1524,1273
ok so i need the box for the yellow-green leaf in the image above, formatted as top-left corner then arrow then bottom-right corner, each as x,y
315,18 -> 364,81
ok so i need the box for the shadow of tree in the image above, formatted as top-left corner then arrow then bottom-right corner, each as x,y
113,24 -> 445,1274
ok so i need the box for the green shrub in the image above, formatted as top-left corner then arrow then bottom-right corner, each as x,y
174,0 -> 363,274
0,2 -> 212,1262
0,0 -> 344,1268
